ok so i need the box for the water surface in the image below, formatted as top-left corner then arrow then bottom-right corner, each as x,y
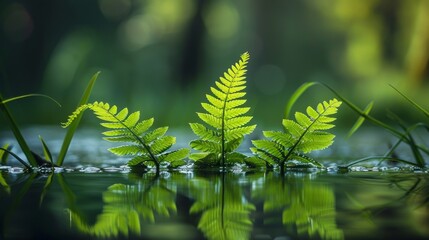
1,127 -> 428,239
1,169 -> 428,239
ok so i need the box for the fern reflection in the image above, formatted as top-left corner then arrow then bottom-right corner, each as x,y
69,173 -> 179,238
251,172 -> 344,240
189,173 -> 255,240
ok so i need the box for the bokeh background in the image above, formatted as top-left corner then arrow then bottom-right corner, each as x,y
1,0 -> 429,129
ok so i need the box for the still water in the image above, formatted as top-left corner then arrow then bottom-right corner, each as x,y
1,127 -> 429,239
1,169 -> 428,240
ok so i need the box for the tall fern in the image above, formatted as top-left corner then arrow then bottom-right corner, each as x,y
189,52 -> 256,167
62,101 -> 189,171
249,99 -> 342,171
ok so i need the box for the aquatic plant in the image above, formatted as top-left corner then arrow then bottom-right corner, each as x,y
285,81 -> 429,169
0,93 -> 62,168
0,72 -> 100,168
0,144 -> 11,165
249,99 -> 342,172
319,83 -> 428,168
63,101 -> 189,171
189,52 -> 256,168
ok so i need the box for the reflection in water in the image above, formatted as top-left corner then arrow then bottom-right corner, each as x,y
69,173 -> 178,238
251,172 -> 344,239
1,170 -> 428,239
189,173 -> 255,240
343,174 -> 429,237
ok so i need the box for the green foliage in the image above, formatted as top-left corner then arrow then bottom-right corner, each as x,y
63,101 -> 189,170
189,52 -> 256,167
318,82 -> 429,168
57,71 -> 100,166
0,93 -> 41,167
0,72 -> 98,167
69,174 -> 177,238
189,174 -> 255,240
251,172 -> 344,240
0,144 -> 11,165
250,99 -> 342,170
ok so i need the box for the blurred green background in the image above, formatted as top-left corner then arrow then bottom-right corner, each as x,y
1,0 -> 429,129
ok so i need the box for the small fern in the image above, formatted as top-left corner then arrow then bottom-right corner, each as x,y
249,99 -> 342,171
189,52 -> 256,167
62,101 -> 189,171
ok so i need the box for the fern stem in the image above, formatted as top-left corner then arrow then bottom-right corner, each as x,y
220,54 -> 249,167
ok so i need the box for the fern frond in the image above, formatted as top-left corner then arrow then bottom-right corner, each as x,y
63,101 -> 189,170
189,52 -> 256,167
251,98 -> 341,170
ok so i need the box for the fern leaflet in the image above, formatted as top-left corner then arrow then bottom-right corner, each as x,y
250,98 -> 342,171
189,52 -> 256,167
62,101 -> 189,170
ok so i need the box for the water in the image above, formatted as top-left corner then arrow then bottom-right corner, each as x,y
0,169 -> 428,239
1,127 -> 429,239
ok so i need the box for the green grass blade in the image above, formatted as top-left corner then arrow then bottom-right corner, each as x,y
39,135 -> 53,163
0,93 -> 37,167
1,93 -> 61,107
389,84 -> 429,119
406,132 -> 425,168
319,83 -> 405,139
347,101 -> 374,138
343,156 -> 420,168
0,147 -> 31,169
56,71 -> 100,166
387,112 -> 427,168
284,82 -> 319,119
0,144 -> 11,165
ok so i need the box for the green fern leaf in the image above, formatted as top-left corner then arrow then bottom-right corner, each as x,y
63,101 -> 189,170
109,145 -> 143,156
190,140 -> 221,153
251,98 -> 341,170
189,123 -> 220,142
189,52 -> 256,167
142,127 -> 168,142
150,136 -> 175,155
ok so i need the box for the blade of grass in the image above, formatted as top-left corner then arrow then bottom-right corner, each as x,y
0,144 -> 11,165
0,93 -> 60,167
0,93 -> 36,167
347,101 -> 374,138
56,71 -> 100,166
343,156 -> 421,168
1,94 -> 61,107
319,82 -> 406,140
389,84 -> 429,119
382,123 -> 429,166
388,112 -> 426,168
0,147 -> 31,169
39,135 -> 53,162
284,81 -> 319,119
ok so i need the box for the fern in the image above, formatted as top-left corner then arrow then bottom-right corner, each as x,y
250,98 -> 342,171
189,52 -> 256,167
62,101 -> 189,171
